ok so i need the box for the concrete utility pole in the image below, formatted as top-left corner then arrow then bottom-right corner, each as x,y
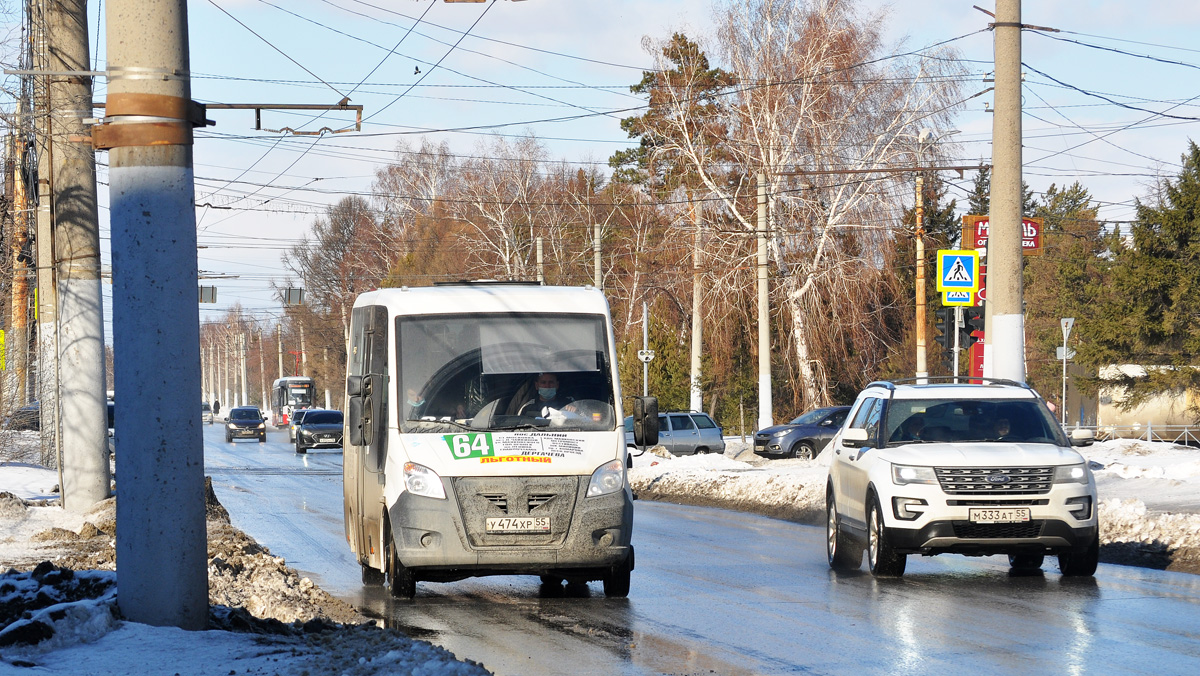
299,321 -> 307,373
593,223 -> 602,289
46,0 -> 110,511
105,0 -> 207,628
689,197 -> 703,413
258,329 -> 267,412
914,174 -> 928,383
239,333 -> 248,407
277,323 -> 284,378
756,172 -> 772,429
985,0 -> 1026,382
33,0 -> 59,469
535,236 -> 544,283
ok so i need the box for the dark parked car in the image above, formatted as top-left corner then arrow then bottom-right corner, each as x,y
754,406 -> 851,459
294,409 -> 343,453
4,401 -> 40,431
225,406 -> 267,443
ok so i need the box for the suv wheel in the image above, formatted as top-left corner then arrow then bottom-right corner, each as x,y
1058,536 -> 1099,577
867,496 -> 906,577
826,491 -> 861,570
1008,553 -> 1045,570
792,441 -> 815,459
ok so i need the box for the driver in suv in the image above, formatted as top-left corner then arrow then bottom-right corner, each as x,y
825,378 -> 1099,578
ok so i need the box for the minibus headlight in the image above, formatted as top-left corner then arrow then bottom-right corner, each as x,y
587,459 -> 625,498
403,462 -> 446,500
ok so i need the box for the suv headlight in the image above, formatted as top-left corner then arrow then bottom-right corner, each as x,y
587,459 -> 625,497
226,422 -> 236,430
403,462 -> 446,500
892,464 -> 937,485
1054,463 -> 1088,484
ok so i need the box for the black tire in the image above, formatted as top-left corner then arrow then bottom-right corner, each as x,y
295,442 -> 307,454
225,433 -> 232,443
258,434 -> 266,443
386,528 -> 416,599
1058,536 -> 1099,577
867,496 -> 907,577
1008,553 -> 1046,570
792,441 -> 815,459
826,491 -> 862,570
361,562 -> 385,586
603,547 -> 634,598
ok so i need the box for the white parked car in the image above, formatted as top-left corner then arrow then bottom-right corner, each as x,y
825,378 -> 1098,578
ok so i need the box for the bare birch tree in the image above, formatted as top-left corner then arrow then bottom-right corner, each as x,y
640,0 -> 963,409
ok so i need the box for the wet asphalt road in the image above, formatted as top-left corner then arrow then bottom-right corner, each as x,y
204,424 -> 1200,675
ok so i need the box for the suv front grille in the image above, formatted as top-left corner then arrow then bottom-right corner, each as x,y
935,467 -> 1054,495
953,521 -> 1045,539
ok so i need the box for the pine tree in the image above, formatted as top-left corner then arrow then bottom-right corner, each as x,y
1077,141 -> 1200,415
1023,182 -> 1105,406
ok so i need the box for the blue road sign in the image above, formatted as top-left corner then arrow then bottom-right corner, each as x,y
936,249 -> 979,293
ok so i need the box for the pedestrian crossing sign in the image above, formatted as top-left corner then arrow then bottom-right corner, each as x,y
936,249 -> 979,293
942,290 -> 974,306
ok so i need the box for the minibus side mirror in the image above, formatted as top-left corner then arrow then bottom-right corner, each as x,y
633,396 -> 659,446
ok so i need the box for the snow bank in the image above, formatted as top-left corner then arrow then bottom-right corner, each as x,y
629,439 -> 1200,569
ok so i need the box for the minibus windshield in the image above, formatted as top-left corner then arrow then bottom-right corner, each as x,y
397,313 -> 616,433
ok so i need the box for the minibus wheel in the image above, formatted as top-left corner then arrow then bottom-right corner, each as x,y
603,546 -> 633,598
386,529 -> 416,599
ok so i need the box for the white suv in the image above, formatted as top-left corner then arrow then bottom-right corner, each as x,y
825,379 -> 1098,577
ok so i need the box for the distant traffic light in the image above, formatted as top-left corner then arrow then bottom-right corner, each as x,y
933,307 -> 952,351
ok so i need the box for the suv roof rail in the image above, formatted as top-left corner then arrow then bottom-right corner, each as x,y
883,376 -> 1033,390
864,381 -> 897,391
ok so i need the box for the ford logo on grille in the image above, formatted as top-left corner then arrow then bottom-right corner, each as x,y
986,473 -> 1011,484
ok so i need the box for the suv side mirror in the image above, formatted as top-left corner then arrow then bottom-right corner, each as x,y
1069,428 -> 1095,447
633,396 -> 658,446
841,427 -> 870,448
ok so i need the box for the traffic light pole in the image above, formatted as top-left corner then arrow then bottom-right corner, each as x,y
953,306 -> 963,382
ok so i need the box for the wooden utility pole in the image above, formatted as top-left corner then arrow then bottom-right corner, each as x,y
986,0 -> 1026,381
105,0 -> 207,629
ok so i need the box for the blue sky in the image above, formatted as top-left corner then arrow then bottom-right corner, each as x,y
70,0 -> 1200,328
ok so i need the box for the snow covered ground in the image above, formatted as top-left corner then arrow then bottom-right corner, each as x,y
628,436 -> 1200,569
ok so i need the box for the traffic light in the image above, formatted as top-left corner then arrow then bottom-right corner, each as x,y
933,307 -> 952,351
961,307 -> 985,350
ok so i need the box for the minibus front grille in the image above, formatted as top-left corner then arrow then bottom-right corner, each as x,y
452,477 -> 581,548
528,494 -> 555,510
480,493 -> 508,513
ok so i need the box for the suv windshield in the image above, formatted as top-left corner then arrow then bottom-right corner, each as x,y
397,313 -> 616,433
303,411 -> 342,425
885,398 -> 1066,446
230,408 -> 261,421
